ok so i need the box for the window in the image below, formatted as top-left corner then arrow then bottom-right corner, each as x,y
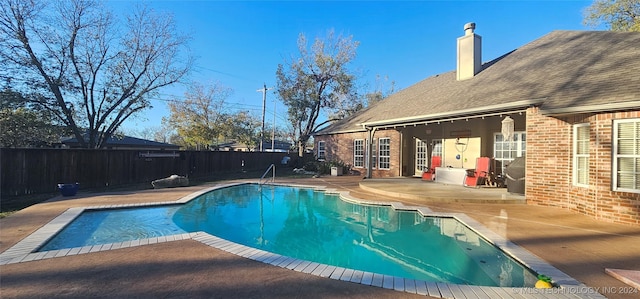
354,139 -> 364,168
613,119 -> 640,193
378,138 -> 390,169
494,132 -> 526,174
415,139 -> 428,173
431,140 -> 443,158
368,138 -> 377,169
317,141 -> 326,161
573,124 -> 590,186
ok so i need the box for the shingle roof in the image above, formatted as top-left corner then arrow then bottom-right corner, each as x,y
62,134 -> 180,149
316,30 -> 640,135
217,140 -> 292,151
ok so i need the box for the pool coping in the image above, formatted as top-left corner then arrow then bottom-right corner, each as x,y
0,182 -> 606,299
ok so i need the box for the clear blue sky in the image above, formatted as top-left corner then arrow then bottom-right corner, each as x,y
110,0 -> 597,136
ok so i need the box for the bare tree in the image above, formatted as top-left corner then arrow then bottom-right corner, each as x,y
127,126 -> 155,141
364,74 -> 395,106
152,125 -> 175,144
0,0 -> 192,148
276,30 -> 360,157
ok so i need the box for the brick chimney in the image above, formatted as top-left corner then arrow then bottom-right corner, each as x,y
456,22 -> 482,81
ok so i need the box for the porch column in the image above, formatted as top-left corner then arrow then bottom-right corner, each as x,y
366,127 -> 377,178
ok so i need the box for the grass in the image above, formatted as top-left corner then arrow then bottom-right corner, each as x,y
0,167 -> 313,218
1,193 -> 58,218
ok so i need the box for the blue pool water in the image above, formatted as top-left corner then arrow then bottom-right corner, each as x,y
39,184 -> 537,287
40,206 -> 188,250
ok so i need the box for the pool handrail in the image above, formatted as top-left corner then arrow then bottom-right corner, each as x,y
259,164 -> 275,185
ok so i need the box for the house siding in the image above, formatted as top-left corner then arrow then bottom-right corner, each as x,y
526,107 -> 640,225
315,129 -> 401,177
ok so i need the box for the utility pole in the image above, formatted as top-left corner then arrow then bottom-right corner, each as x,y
257,83 -> 272,152
272,99 -> 276,151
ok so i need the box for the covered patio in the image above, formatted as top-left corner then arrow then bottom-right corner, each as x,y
359,177 -> 524,204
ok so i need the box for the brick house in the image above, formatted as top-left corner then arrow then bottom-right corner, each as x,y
313,24 -> 640,225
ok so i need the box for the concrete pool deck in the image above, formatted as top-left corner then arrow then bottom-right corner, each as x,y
1,175 -> 639,298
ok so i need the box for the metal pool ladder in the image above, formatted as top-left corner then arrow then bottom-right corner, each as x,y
259,164 -> 275,185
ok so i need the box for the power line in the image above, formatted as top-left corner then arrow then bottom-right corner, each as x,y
3,76 -> 292,127
192,65 -> 252,81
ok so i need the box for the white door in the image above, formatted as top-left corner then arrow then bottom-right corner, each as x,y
415,139 -> 427,176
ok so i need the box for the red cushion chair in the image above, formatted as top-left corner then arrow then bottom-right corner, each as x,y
421,156 -> 441,181
463,157 -> 491,187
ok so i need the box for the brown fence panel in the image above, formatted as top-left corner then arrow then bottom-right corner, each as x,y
1,148 -> 290,197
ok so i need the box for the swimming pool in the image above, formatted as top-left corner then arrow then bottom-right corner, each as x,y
38,183 -> 538,287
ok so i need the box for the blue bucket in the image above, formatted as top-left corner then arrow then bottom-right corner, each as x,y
57,183 -> 79,196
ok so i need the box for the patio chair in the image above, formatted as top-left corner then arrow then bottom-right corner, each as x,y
463,157 -> 491,187
421,156 -> 441,181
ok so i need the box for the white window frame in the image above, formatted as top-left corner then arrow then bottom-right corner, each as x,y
613,119 -> 640,193
354,139 -> 364,168
317,141 -> 326,161
573,124 -> 590,187
431,139 -> 443,159
415,139 -> 428,174
368,138 -> 377,169
378,138 -> 391,170
493,132 -> 526,174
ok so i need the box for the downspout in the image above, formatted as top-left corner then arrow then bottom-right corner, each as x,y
366,126 -> 377,179
399,131 -> 403,177
594,118 -> 599,221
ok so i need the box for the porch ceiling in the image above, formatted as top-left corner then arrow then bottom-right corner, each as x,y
360,104 -> 532,130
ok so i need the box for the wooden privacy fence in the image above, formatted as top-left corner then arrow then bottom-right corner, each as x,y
1,148 -> 291,197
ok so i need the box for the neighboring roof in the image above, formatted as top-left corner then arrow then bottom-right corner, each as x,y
217,140 -> 292,150
259,140 -> 292,150
316,30 -> 640,135
61,134 -> 180,149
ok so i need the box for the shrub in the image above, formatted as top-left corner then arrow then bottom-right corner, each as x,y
303,161 -> 318,172
316,160 -> 350,175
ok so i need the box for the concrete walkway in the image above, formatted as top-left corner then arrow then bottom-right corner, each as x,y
1,175 -> 638,299
359,177 -> 525,203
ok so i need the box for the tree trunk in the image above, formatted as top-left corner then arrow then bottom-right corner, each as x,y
297,140 -> 305,157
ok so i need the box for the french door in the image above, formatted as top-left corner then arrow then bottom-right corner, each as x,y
415,139 -> 428,176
